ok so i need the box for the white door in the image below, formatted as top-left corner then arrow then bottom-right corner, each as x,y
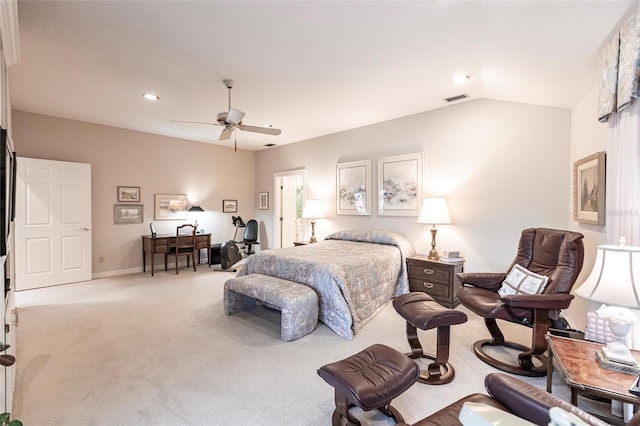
15,157 -> 92,290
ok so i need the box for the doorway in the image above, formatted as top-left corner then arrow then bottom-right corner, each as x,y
274,169 -> 305,248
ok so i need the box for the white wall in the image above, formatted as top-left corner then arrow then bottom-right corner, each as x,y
566,82 -> 609,331
255,98 -> 572,273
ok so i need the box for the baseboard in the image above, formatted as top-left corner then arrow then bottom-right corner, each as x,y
92,267 -> 142,279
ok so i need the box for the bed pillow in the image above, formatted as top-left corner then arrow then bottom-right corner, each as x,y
498,264 -> 549,297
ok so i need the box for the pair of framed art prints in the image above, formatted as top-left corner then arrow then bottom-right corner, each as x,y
337,152 -> 423,216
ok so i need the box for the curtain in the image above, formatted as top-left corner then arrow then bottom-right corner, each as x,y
606,99 -> 640,245
598,5 -> 640,122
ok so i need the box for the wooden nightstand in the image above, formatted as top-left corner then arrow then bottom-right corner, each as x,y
406,255 -> 464,308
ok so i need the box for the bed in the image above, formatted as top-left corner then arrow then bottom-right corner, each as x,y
235,229 -> 416,339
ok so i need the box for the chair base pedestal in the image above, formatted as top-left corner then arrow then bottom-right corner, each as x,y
474,339 -> 547,377
332,392 -> 405,426
406,352 -> 456,385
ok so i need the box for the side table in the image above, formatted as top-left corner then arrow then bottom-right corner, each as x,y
406,255 -> 463,308
547,334 -> 640,407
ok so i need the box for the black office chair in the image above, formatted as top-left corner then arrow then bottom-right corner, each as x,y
241,219 -> 259,255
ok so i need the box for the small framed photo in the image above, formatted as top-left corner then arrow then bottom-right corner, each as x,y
573,152 -> 606,225
223,199 -> 238,213
117,186 -> 140,202
114,204 -> 143,224
259,192 -> 269,210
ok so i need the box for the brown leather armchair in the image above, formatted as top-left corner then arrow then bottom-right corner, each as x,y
457,228 -> 584,376
399,373 -> 608,426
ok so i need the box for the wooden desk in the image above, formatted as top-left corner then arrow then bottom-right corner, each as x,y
142,233 -> 211,276
547,334 -> 640,406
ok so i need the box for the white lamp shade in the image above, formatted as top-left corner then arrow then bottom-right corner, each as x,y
418,197 -> 451,224
574,245 -> 640,309
302,199 -> 324,219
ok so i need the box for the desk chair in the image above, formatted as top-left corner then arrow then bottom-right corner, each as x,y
165,224 -> 197,274
240,219 -> 260,255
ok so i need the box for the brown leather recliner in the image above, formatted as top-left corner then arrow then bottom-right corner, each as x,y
457,228 -> 584,376
399,373 -> 609,426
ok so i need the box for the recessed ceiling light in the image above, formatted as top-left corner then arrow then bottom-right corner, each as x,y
452,75 -> 469,84
143,93 -> 159,101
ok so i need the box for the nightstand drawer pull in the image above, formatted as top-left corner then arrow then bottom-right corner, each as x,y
423,282 -> 434,289
423,268 -> 434,274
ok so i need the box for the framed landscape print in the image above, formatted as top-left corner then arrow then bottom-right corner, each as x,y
154,193 -> 187,220
114,204 -> 143,224
378,152 -> 423,216
573,152 -> 606,225
117,186 -> 140,202
337,159 -> 371,215
223,199 -> 238,213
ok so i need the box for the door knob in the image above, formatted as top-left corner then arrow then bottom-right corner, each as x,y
83,227 -> 91,231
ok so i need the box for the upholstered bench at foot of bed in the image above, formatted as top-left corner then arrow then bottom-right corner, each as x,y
224,273 -> 319,341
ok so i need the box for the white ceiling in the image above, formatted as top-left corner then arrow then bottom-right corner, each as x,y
9,1 -> 637,151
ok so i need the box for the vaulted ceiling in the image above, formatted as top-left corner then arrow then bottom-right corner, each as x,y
9,1 -> 636,151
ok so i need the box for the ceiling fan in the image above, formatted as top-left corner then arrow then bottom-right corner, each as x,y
171,79 -> 281,151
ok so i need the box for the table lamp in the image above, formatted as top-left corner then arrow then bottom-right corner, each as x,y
302,199 -> 324,243
418,197 -> 451,260
575,244 -> 640,366
188,204 -> 204,227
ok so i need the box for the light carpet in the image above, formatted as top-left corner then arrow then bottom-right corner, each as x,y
11,268 -> 614,425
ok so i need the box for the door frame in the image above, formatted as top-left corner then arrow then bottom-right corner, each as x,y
273,169 -> 306,248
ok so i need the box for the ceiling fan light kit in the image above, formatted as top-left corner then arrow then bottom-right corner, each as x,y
171,79 -> 281,151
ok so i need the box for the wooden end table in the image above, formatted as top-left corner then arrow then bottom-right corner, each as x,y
547,334 -> 640,407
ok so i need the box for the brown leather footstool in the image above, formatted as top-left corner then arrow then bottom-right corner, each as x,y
393,292 -> 468,385
317,343 -> 419,425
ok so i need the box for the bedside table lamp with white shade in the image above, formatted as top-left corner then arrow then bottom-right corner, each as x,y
302,199 -> 324,243
575,244 -> 640,366
418,197 -> 451,260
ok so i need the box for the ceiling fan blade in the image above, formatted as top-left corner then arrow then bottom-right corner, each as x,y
170,119 -> 219,126
219,126 -> 234,140
238,124 -> 282,136
226,108 -> 245,126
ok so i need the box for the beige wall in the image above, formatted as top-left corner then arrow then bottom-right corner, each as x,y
566,82 -> 609,331
255,99 -> 572,272
11,111 -> 255,276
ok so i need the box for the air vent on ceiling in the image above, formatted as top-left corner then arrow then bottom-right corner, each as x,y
444,93 -> 470,103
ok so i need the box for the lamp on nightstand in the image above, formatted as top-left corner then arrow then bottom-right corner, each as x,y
302,199 -> 324,243
418,197 -> 451,260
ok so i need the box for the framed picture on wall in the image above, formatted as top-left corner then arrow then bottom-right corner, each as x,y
154,194 -> 187,220
573,151 -> 606,225
223,199 -> 238,213
258,192 -> 269,210
377,152 -> 423,216
114,204 -> 143,224
337,159 -> 371,215
117,186 -> 140,202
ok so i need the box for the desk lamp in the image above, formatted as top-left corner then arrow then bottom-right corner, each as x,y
575,244 -> 640,365
417,197 -> 451,260
188,204 -> 205,228
302,199 -> 324,243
